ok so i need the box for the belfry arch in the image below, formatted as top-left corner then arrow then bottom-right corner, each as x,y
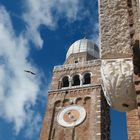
59,75 -> 70,89
83,72 -> 91,85
71,74 -> 80,86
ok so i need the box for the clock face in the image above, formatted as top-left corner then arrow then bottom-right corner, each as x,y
57,105 -> 86,127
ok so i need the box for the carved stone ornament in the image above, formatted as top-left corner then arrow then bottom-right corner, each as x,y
101,58 -> 136,112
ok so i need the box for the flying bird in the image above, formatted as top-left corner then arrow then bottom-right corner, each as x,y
24,70 -> 36,75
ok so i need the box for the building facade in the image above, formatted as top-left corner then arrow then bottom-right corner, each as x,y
99,0 -> 140,140
40,39 -> 110,140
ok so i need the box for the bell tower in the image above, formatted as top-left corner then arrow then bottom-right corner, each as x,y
40,39 -> 110,140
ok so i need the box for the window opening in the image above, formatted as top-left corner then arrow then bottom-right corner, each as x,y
76,98 -> 83,105
72,75 -> 80,86
55,100 -> 61,107
61,76 -> 69,88
84,97 -> 91,105
74,60 -> 78,63
83,73 -> 91,85
94,44 -> 99,52
63,99 -> 70,107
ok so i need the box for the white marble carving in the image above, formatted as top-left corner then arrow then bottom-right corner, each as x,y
101,58 -> 136,112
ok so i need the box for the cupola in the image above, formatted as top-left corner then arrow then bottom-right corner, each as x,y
65,38 -> 99,64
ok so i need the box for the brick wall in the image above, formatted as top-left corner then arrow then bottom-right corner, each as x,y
99,0 -> 140,139
40,87 -> 110,140
127,109 -> 140,140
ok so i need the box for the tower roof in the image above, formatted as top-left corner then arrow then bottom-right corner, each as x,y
66,38 -> 99,59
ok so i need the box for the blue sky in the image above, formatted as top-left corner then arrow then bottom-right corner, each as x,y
0,0 -> 128,140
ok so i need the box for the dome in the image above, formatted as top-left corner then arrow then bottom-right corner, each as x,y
66,39 -> 99,59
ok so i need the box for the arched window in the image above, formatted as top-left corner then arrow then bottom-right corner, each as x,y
55,100 -> 61,107
72,75 -> 80,86
83,73 -> 91,85
61,76 -> 69,88
84,97 -> 91,105
76,97 -> 83,105
63,99 -> 70,107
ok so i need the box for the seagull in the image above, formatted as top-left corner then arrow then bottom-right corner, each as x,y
24,70 -> 36,75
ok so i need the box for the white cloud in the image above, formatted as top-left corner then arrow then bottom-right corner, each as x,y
0,6 -> 40,134
51,0 -> 80,20
91,22 -> 99,45
23,0 -> 81,48
25,112 -> 42,139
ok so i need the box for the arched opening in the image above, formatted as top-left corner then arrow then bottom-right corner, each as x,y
55,100 -> 61,107
76,98 -> 83,105
84,97 -> 91,105
61,76 -> 69,88
83,73 -> 91,85
84,97 -> 91,111
72,75 -> 80,86
63,99 -> 70,107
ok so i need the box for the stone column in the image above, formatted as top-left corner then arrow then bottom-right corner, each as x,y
99,0 -> 136,110
99,0 -> 140,139
80,75 -> 83,86
69,77 -> 72,87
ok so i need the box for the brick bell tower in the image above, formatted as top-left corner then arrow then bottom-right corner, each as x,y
40,38 -> 110,140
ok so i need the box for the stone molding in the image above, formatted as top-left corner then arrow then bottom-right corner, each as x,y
53,59 -> 101,72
